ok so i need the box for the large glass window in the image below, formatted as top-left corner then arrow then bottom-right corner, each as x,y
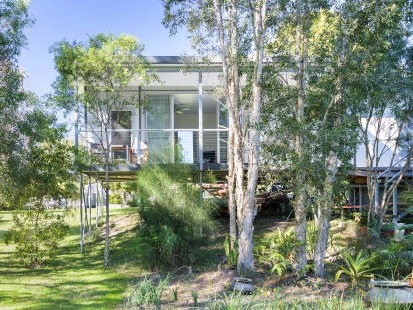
111,111 -> 132,146
146,95 -> 172,162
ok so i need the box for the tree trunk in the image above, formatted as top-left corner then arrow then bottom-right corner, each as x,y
314,151 -> 338,278
294,0 -> 308,273
294,182 -> 307,273
212,0 -> 267,274
213,0 -> 241,252
228,129 -> 237,247
378,146 -> 413,224
237,196 -> 255,273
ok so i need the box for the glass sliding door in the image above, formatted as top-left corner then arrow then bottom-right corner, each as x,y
218,103 -> 228,163
146,95 -> 172,162
111,111 -> 132,145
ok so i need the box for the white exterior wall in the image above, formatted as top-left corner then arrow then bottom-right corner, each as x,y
81,58 -> 233,164
354,117 -> 403,168
133,70 -> 223,90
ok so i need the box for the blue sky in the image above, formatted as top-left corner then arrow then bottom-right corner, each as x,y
19,0 -> 193,97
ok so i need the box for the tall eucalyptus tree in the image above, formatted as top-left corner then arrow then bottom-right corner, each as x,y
163,0 -> 273,273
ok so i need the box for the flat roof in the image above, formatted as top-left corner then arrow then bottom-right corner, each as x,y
146,56 -> 222,72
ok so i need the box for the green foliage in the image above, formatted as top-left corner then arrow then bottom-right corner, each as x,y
109,193 -> 122,204
207,292 -> 257,310
172,287 -> 178,301
353,210 -> 368,226
51,33 -> 155,116
191,288 -> 198,307
0,109 -> 75,210
329,249 -> 379,288
125,275 -> 169,309
370,236 -> 413,279
224,234 -> 238,268
0,0 -> 32,123
306,220 -> 317,260
1,111 -> 75,267
6,207 -> 69,267
136,164 -> 216,267
255,227 -> 298,276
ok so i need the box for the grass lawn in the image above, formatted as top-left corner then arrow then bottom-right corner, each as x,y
0,207 -> 375,309
0,208 -> 141,310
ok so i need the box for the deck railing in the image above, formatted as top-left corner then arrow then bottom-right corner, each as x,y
79,128 -> 229,165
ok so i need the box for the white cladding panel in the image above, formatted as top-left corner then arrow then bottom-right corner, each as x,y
354,117 -> 402,168
131,71 -> 223,88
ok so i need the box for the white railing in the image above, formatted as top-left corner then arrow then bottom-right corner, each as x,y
78,128 -> 229,165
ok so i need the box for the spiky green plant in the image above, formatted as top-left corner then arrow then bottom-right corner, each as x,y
126,275 -> 169,309
254,227 -> 297,277
224,234 -> 238,268
329,249 -> 379,287
207,292 -> 257,309
191,289 -> 198,307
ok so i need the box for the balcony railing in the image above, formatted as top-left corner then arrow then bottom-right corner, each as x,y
79,128 -> 229,165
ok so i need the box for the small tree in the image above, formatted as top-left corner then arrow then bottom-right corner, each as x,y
348,0 -> 413,229
6,206 -> 69,267
52,33 -> 156,267
3,107 -> 75,267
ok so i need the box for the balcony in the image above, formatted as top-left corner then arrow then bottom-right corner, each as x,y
80,128 -> 229,167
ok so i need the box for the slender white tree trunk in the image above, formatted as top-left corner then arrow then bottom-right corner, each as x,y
213,0 -> 267,274
228,129 -> 237,246
294,0 -> 308,273
314,151 -> 338,277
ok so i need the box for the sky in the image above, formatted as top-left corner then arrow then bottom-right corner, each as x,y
19,0 -> 193,98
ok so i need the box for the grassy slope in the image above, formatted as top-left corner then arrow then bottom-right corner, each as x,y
0,207 -> 368,309
0,208 -> 141,310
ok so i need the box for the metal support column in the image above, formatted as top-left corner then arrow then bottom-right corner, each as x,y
138,86 -> 142,164
374,179 -> 380,215
96,178 -> 99,228
79,175 -> 84,253
88,175 -> 92,233
75,102 -> 84,253
198,71 -> 203,237
393,186 -> 398,224
199,71 -> 204,171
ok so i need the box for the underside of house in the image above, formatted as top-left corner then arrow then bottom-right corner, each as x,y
347,167 -> 413,223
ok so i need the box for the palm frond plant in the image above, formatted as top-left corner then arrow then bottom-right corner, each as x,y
328,249 -> 380,288
254,227 -> 298,277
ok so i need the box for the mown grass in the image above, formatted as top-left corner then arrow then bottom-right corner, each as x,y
1,208 -> 395,309
0,208 -> 140,309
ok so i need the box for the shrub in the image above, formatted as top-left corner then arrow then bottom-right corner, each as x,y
329,249 -> 379,288
6,206 -> 69,267
109,193 -> 122,204
136,164 -> 216,267
125,275 -> 169,309
254,227 -> 298,276
369,236 -> 413,279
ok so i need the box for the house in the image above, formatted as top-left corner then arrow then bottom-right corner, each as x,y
347,115 -> 413,222
79,56 -> 230,182
78,56 -> 412,219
